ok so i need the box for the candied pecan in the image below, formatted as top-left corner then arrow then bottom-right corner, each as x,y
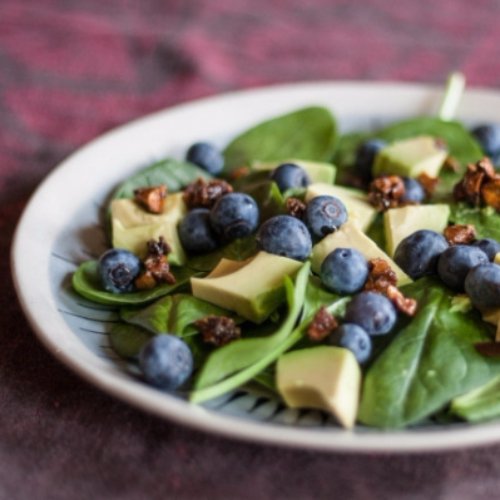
195,316 -> 241,347
147,236 -> 171,256
134,237 -> 176,290
442,156 -> 461,172
443,224 -> 477,245
386,285 -> 418,316
363,258 -> 397,294
307,306 -> 338,341
183,178 -> 233,209
228,166 -> 251,180
368,175 -> 406,211
482,177 -> 500,211
133,184 -> 167,214
417,173 -> 438,197
286,197 -> 306,219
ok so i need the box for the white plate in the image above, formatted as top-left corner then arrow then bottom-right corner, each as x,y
11,81 -> 500,453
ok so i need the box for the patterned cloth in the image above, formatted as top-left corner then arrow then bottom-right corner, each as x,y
2,1 -> 500,498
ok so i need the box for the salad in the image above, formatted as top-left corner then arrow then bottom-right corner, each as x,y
72,75 -> 500,430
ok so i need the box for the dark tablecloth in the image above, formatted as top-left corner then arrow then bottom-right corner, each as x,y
3,1 -> 500,498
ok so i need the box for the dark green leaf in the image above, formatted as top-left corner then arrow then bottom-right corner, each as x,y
358,278 -> 500,428
223,107 -> 337,172
72,260 -> 198,306
109,323 -> 153,358
239,180 -> 285,222
449,203 -> 500,241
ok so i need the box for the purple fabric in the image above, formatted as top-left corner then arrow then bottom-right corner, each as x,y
3,1 -> 500,498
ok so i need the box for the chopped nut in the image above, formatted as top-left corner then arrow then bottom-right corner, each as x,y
307,306 -> 338,341
417,173 -> 438,197
443,224 -> 477,245
368,175 -> 406,211
183,178 -> 233,209
228,166 -> 251,180
134,237 -> 176,290
195,316 -> 241,347
443,156 -> 461,172
286,197 -> 306,219
364,258 -> 397,294
453,157 -> 500,210
386,285 -> 418,316
364,258 -> 417,316
133,184 -> 167,214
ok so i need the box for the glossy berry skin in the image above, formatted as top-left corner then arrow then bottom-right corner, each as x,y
99,248 -> 141,293
465,263 -> 500,309
320,248 -> 369,294
355,139 -> 387,179
437,245 -> 489,292
139,334 -> 193,390
210,192 -> 259,241
270,163 -> 310,192
401,177 -> 425,203
471,124 -> 500,160
186,142 -> 224,175
394,230 -> 449,280
344,291 -> 397,336
178,208 -> 218,254
256,215 -> 312,261
328,324 -> 372,364
472,238 -> 500,262
304,195 -> 348,240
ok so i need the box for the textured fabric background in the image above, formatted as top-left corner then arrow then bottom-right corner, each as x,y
3,1 -> 500,498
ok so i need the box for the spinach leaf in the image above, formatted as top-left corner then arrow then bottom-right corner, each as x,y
300,274 -> 346,322
333,117 -> 483,196
450,375 -> 500,422
223,107 -> 337,173
190,262 -> 310,402
72,260 -> 197,306
358,278 -> 500,428
109,323 -> 153,358
449,203 -> 500,241
112,158 -> 210,199
120,293 -> 238,336
238,180 -> 285,222
186,236 -> 258,272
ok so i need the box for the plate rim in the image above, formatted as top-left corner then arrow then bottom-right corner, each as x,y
11,79 -> 500,453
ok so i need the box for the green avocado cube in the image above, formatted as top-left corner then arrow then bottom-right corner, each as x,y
373,136 -> 448,178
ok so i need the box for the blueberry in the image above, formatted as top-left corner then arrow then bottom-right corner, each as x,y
471,238 -> 500,262
270,163 -> 310,192
186,142 -> 224,175
178,208 -> 219,254
256,215 -> 312,261
328,324 -> 372,364
437,245 -> 489,292
355,139 -> 387,179
320,248 -> 369,294
304,195 -> 348,240
471,124 -> 500,159
401,177 -> 425,204
465,263 -> 500,309
394,230 -> 449,279
344,291 -> 397,336
139,334 -> 193,390
99,248 -> 141,293
210,192 -> 259,241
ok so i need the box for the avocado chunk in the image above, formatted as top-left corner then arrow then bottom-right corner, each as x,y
384,204 -> 450,256
253,159 -> 336,184
311,220 -> 411,285
276,346 -> 361,429
373,136 -> 448,178
305,183 -> 377,232
111,192 -> 187,265
190,251 -> 302,323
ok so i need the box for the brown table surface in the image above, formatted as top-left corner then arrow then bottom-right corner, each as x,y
3,1 -> 500,498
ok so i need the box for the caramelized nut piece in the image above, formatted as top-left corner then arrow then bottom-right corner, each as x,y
133,185 -> 167,214
364,258 -> 397,294
443,224 -> 477,245
286,197 -> 307,219
386,285 -> 418,316
417,173 -> 438,197
195,316 -> 241,347
228,166 -> 251,180
368,175 -> 406,211
482,177 -> 500,211
443,156 -> 461,172
183,178 -> 233,209
134,237 -> 176,289
307,306 -> 338,341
